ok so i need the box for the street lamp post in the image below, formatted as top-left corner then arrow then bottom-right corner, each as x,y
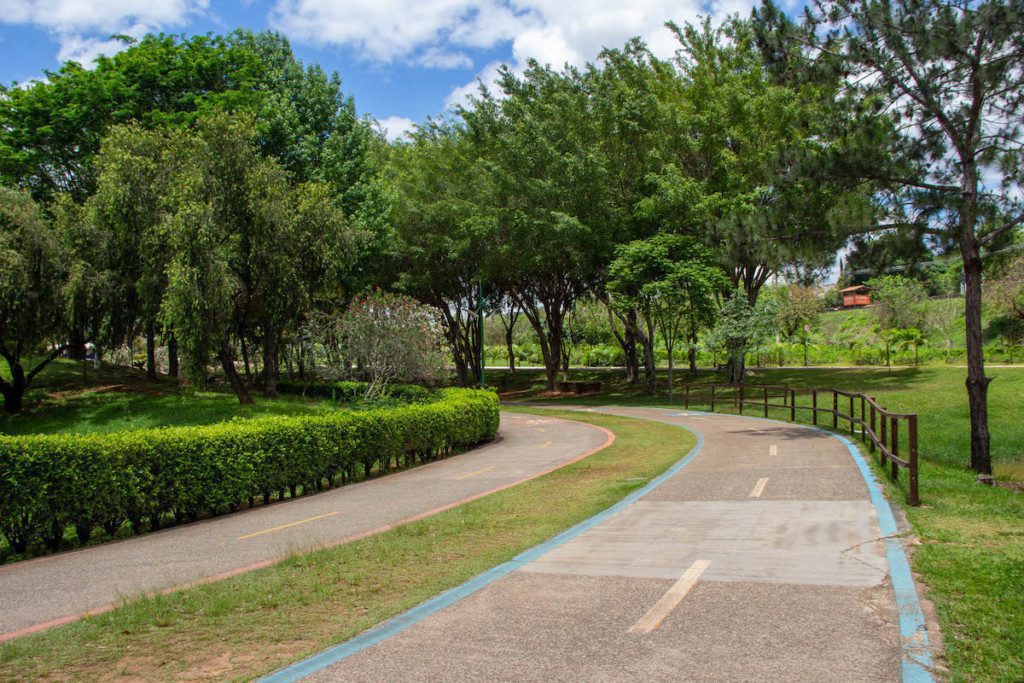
803,323 -> 811,367
478,285 -> 486,388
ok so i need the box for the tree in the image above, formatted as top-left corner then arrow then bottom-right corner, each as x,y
0,188 -> 68,413
756,0 -> 1024,474
894,327 -> 926,366
867,275 -> 927,330
587,40 -> 682,385
775,286 -> 823,337
461,62 -> 611,391
388,122 -> 494,387
987,254 -> 1024,363
926,297 -> 963,363
608,234 -> 728,398
338,290 -> 448,398
638,18 -> 857,384
91,124 -> 188,380
708,289 -> 778,379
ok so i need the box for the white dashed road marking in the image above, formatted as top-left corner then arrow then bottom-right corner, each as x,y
629,559 -> 711,634
749,478 -> 769,498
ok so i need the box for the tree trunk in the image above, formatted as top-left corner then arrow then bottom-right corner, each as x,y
642,325 -> 656,394
505,323 -> 516,374
724,345 -> 746,384
961,233 -> 992,475
602,300 -> 639,384
262,328 -> 277,398
167,333 -> 179,380
0,364 -> 26,414
218,342 -> 254,405
240,335 -> 253,387
688,330 -> 698,375
145,322 -> 157,380
623,325 -> 640,384
667,347 -> 675,402
67,327 -> 87,361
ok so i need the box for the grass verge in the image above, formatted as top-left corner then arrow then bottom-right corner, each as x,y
503,366 -> 1024,681
0,359 -> 338,436
0,409 -> 694,681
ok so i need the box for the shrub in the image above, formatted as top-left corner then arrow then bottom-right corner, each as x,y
0,388 -> 498,555
275,379 -> 430,403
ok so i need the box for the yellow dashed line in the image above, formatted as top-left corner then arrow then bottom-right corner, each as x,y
238,511 -> 340,540
749,478 -> 769,498
629,560 -> 710,633
456,465 -> 497,480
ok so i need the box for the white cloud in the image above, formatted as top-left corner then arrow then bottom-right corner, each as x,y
416,46 -> 473,70
378,115 -> 417,141
444,60 -> 506,109
268,0 -> 756,110
0,0 -> 209,66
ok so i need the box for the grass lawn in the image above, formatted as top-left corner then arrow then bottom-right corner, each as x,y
501,364 -> 1024,680
0,359 -> 335,436
0,410 -> 695,681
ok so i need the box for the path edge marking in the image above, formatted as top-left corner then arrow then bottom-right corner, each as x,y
660,407 -> 935,683
0,415 -> 614,644
258,417 -> 705,683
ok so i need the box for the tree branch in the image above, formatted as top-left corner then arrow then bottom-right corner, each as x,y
979,211 -> 1024,247
25,344 -> 66,386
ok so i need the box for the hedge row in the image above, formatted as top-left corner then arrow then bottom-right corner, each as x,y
275,379 -> 430,402
0,388 -> 499,555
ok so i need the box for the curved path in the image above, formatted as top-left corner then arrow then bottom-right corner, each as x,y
271,406 -> 935,683
0,412 -> 612,641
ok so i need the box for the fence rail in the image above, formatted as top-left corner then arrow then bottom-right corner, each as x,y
680,383 -> 920,506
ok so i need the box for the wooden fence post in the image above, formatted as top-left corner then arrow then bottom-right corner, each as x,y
860,397 -> 866,441
832,390 -> 838,430
908,415 -> 919,506
764,386 -> 769,418
812,390 -> 818,426
710,385 -> 716,412
684,384 -> 690,410
890,417 -> 899,481
739,385 -> 745,415
790,389 -> 796,422
849,395 -> 855,435
869,402 -> 876,452
880,413 -> 887,467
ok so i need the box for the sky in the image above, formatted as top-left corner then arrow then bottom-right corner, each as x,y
0,0 -> 778,141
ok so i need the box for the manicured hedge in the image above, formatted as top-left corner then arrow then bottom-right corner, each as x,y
0,388 -> 499,554
275,379 -> 430,402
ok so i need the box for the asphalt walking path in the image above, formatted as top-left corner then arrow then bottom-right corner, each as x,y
0,411 -> 612,641
281,406 -> 933,682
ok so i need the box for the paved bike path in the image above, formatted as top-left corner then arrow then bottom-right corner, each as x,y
0,412 -> 612,641
280,407 -> 933,682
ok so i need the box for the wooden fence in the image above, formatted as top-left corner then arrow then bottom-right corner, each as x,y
680,383 -> 920,506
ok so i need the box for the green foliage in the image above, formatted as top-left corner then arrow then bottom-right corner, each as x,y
0,388 -> 497,555
0,187 -> 70,412
867,275 -> 928,330
772,285 -> 823,339
708,289 -> 779,376
608,234 -> 728,392
275,379 -> 430,403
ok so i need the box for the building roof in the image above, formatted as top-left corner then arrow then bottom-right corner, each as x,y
840,285 -> 870,293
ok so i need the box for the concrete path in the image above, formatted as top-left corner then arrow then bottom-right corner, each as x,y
279,407 -> 932,682
0,412 -> 612,641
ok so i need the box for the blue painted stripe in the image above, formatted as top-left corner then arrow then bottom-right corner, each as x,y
672,408 -> 934,683
260,423 -> 705,683
832,430 -> 934,682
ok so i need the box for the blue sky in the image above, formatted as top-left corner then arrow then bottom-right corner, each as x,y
0,0 -> 769,139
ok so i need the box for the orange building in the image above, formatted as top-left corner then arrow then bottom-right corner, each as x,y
840,284 -> 871,307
